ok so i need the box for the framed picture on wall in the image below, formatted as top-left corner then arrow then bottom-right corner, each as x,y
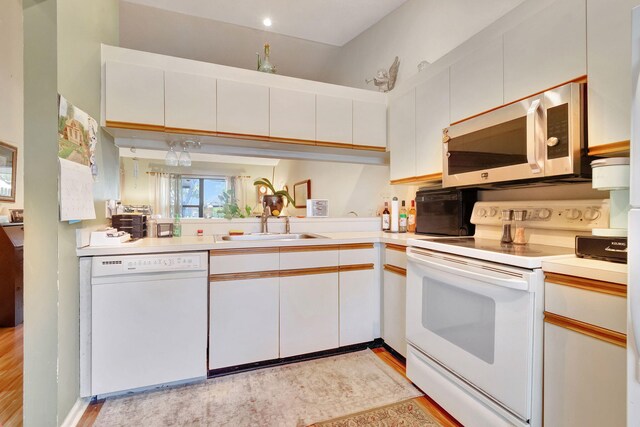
293,179 -> 311,208
0,141 -> 17,203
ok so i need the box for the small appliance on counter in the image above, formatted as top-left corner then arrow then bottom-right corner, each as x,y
306,199 -> 328,217
90,228 -> 131,246
575,158 -> 629,263
415,188 -> 477,236
111,214 -> 147,239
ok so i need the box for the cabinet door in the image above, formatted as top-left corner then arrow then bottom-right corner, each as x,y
504,0 -> 587,103
217,79 -> 269,136
280,273 -> 339,358
415,68 -> 449,177
389,89 -> 416,181
544,323 -> 626,426
316,95 -> 352,144
165,71 -> 216,132
209,277 -> 279,369
105,61 -> 165,127
383,269 -> 406,357
587,0 -> 640,148
450,38 -> 503,123
353,100 -> 387,148
270,88 -> 315,141
339,269 -> 379,346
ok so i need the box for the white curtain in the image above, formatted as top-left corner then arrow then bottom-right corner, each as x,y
230,176 -> 251,212
149,172 -> 174,218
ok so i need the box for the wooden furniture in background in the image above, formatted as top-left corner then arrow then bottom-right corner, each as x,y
0,224 -> 24,327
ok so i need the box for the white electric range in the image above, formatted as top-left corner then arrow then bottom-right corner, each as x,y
405,199 -> 610,427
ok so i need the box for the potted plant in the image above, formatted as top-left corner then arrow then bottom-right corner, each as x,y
253,177 -> 295,216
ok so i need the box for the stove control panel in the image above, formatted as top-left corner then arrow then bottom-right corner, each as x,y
471,199 -> 610,231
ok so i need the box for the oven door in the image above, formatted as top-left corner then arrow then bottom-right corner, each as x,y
443,93 -> 546,188
406,248 -> 537,420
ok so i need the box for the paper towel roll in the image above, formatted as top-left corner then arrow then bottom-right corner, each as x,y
390,197 -> 399,233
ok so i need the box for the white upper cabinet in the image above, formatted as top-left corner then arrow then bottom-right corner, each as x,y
316,95 -> 353,144
504,0 -> 587,103
270,88 -> 316,141
217,79 -> 270,136
587,0 -> 640,149
165,71 -> 216,132
415,68 -> 450,177
353,100 -> 387,148
450,38 -> 504,123
389,89 -> 416,181
105,61 -> 165,127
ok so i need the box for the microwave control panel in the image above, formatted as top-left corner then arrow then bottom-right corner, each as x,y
471,200 -> 609,231
546,103 -> 570,159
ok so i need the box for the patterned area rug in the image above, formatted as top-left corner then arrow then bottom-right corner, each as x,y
94,349 -> 423,426
310,399 -> 443,426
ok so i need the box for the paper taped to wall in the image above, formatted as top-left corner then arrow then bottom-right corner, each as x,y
59,158 -> 96,221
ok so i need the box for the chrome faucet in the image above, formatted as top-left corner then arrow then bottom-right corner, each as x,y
285,216 -> 290,234
261,205 -> 271,233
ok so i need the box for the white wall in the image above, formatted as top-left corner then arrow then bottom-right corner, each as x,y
0,0 -> 24,213
326,0 -> 525,89
273,159 -> 416,217
118,1 -> 340,83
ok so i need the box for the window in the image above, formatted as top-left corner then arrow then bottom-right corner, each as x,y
180,177 -> 228,218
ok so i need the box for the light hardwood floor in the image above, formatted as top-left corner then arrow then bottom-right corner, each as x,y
78,347 -> 461,427
0,325 -> 23,427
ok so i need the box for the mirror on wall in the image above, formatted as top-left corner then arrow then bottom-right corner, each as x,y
293,179 -> 311,208
0,141 -> 17,203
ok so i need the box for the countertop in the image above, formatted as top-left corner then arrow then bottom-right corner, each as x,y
542,256 -> 628,285
76,231 -> 420,257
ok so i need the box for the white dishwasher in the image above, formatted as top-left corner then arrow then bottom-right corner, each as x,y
90,252 -> 208,396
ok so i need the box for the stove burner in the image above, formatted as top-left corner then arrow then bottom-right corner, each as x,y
418,237 -> 574,258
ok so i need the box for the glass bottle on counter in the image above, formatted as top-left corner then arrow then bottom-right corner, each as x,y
407,200 -> 416,233
513,210 -> 527,245
399,200 -> 408,233
173,214 -> 182,237
500,209 -> 513,244
382,202 -> 390,231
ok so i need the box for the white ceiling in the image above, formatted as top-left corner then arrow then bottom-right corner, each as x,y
122,0 -> 409,46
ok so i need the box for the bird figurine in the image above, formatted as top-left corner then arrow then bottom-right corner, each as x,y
366,56 -> 400,92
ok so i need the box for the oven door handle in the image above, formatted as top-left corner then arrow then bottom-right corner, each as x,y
407,251 -> 529,291
526,98 -> 543,174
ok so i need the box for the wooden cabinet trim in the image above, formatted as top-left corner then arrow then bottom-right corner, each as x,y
390,173 -> 442,185
544,311 -> 626,348
587,140 -> 631,156
165,126 -> 217,136
280,245 -> 340,253
105,120 -> 165,132
210,247 -> 280,256
545,272 -> 626,298
352,144 -> 387,152
210,270 -> 280,282
279,266 -> 340,277
339,243 -> 375,250
384,264 -> 407,277
339,263 -> 375,273
385,244 -> 407,253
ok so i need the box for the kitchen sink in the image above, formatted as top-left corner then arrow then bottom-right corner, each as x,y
218,233 -> 326,241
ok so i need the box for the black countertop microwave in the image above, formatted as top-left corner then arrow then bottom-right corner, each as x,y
415,189 -> 477,236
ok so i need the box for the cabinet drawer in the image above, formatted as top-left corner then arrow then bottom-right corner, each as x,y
339,244 -> 376,265
545,275 -> 626,334
280,247 -> 339,270
384,245 -> 407,270
210,249 -> 279,275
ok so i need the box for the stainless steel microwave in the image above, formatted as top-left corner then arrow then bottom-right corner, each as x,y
442,82 -> 587,188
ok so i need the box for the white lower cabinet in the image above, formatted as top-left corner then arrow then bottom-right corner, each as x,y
209,277 -> 280,369
339,269 -> 378,346
280,273 -> 339,358
383,268 -> 407,357
544,324 -> 626,426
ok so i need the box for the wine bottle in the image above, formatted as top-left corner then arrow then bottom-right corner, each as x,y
399,200 -> 407,233
408,200 -> 417,233
382,202 -> 390,231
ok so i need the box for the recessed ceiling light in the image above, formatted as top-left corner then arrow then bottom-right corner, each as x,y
263,17 -> 272,27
